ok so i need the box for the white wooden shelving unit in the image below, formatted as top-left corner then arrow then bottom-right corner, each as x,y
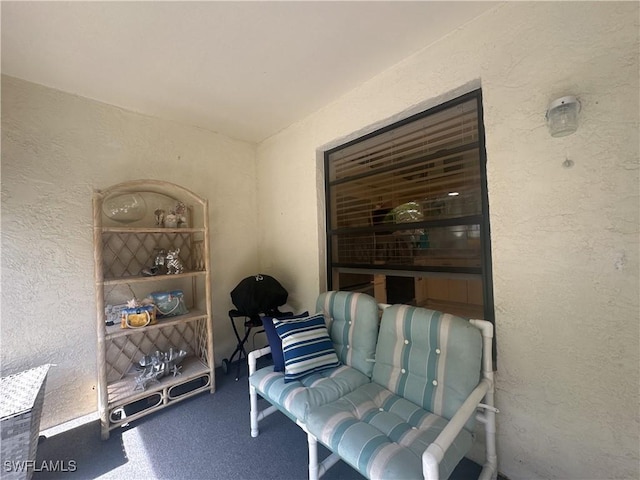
93,180 -> 215,439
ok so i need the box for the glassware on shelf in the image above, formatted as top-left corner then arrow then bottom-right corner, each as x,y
102,193 -> 147,224
135,349 -> 187,391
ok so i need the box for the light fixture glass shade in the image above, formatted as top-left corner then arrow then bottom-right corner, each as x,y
546,96 -> 581,137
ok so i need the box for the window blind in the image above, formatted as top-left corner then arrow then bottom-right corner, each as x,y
328,98 -> 481,230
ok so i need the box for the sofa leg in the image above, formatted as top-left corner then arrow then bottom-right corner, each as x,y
308,433 -> 319,480
480,388 -> 498,480
249,384 -> 259,437
318,452 -> 341,477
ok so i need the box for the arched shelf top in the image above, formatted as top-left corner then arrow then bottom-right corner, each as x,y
96,179 -> 206,206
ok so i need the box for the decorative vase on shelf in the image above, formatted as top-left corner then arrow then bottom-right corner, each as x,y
102,193 -> 147,224
164,214 -> 178,228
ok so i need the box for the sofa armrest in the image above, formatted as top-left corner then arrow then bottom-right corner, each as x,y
422,378 -> 491,480
248,346 -> 271,376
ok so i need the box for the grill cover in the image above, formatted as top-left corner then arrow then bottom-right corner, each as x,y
230,274 -> 288,316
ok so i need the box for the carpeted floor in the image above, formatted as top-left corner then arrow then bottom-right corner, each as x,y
34,363 -> 488,480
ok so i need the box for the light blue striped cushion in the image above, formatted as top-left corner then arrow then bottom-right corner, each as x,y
306,382 -> 472,480
316,291 -> 380,377
372,305 -> 482,429
249,364 -> 371,422
275,313 -> 340,383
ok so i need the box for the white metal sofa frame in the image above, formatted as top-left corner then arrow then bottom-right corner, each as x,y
248,293 -> 497,480
249,291 -> 381,438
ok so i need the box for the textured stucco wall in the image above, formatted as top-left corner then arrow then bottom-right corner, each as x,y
1,75 -> 259,429
256,2 -> 639,479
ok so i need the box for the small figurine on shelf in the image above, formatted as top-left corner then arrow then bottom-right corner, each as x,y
142,248 -> 167,276
165,248 -> 184,275
134,371 -> 160,391
164,213 -> 178,228
162,202 -> 188,228
135,348 -> 187,391
126,298 -> 139,308
154,208 -> 165,227
174,201 -> 188,228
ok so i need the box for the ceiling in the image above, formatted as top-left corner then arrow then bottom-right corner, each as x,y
1,1 -> 498,144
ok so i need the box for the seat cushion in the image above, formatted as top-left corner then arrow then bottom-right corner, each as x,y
305,382 -> 473,480
249,364 -> 371,422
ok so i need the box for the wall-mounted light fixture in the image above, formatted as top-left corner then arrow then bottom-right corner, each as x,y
546,96 -> 581,137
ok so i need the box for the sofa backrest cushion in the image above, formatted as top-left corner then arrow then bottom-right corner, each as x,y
372,305 -> 482,425
316,291 -> 379,378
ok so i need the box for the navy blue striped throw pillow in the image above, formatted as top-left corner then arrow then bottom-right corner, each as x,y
262,311 -> 309,372
274,313 -> 340,383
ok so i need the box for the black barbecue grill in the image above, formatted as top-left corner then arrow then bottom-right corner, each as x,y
222,274 -> 291,380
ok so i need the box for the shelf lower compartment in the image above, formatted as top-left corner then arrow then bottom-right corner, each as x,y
106,357 -> 213,432
108,356 -> 210,407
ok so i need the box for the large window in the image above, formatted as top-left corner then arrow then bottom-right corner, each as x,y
325,90 -> 494,325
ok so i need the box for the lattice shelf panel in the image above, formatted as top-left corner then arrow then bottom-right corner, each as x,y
105,318 -> 207,383
194,318 -> 210,364
102,232 -> 205,279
